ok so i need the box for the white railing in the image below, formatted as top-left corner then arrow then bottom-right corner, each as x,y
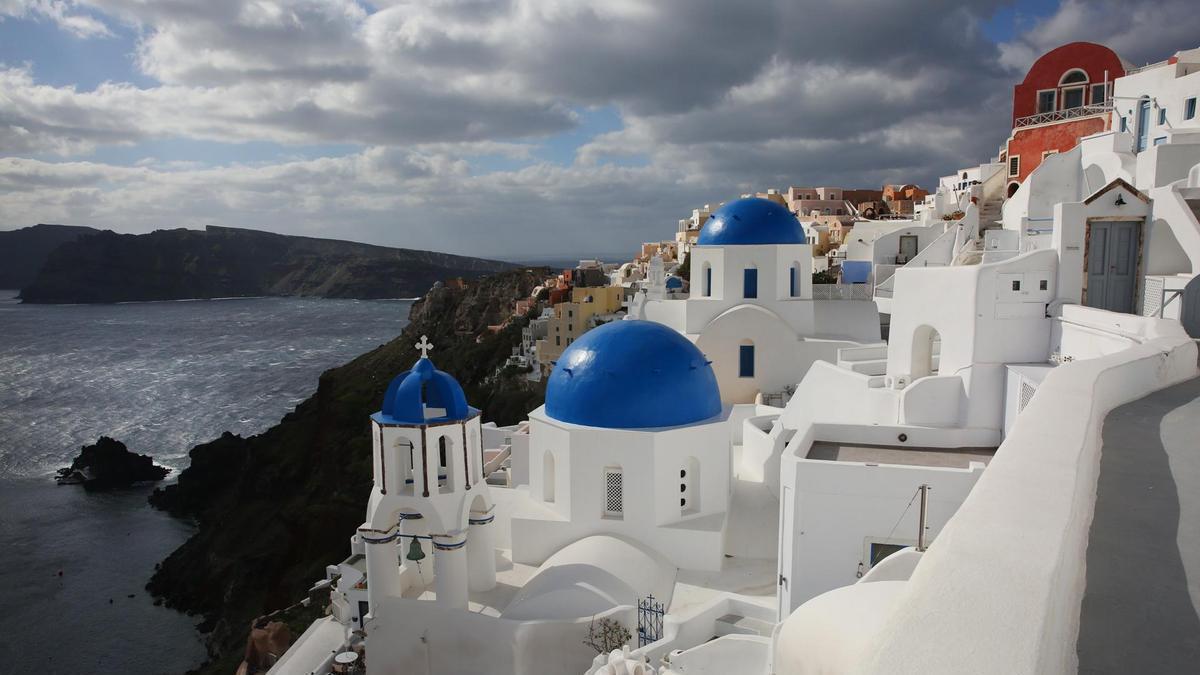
811,284 -> 873,300
1014,103 -> 1112,129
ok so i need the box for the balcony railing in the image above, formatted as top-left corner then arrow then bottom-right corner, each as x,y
1014,102 -> 1112,129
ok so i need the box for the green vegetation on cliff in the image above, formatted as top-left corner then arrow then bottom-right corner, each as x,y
147,268 -> 549,674
19,225 -> 517,303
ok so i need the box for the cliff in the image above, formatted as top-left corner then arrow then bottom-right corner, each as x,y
19,225 -> 517,303
0,224 -> 99,289
146,267 -> 549,674
56,436 -> 170,489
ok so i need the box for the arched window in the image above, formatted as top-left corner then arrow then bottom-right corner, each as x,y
739,340 -> 755,378
789,263 -> 800,297
437,435 -> 454,493
542,450 -> 556,503
1059,69 -> 1088,85
396,438 -> 415,492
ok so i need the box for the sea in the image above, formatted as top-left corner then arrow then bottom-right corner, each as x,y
0,291 -> 412,674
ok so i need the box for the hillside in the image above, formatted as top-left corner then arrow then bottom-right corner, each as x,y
145,267 -> 549,674
0,224 -> 99,289
18,225 -> 516,303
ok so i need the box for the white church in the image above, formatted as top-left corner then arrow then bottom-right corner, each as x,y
270,42 -> 1200,675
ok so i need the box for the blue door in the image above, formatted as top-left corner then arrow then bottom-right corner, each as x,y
739,345 -> 755,377
743,268 -> 758,299
1136,99 -> 1151,153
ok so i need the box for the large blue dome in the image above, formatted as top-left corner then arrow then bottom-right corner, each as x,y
545,320 -> 722,429
696,197 -> 806,246
376,356 -> 472,425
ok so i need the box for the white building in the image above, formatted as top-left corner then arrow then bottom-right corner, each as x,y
631,197 -> 881,404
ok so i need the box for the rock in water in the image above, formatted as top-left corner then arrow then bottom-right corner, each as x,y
57,436 -> 170,490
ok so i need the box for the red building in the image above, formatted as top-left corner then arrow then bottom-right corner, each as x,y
1001,42 -> 1129,195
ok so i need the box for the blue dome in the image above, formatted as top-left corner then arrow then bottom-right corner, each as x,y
696,197 -> 806,246
545,320 -> 722,429
665,276 -> 683,289
376,357 -> 472,425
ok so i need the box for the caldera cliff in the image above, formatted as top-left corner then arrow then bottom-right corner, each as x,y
19,225 -> 517,303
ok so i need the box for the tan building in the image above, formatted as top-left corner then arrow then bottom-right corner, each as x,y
534,285 -> 625,374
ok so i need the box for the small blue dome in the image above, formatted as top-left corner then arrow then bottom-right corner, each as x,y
696,197 -> 806,246
376,357 -> 471,425
665,276 -> 683,289
545,320 -> 722,429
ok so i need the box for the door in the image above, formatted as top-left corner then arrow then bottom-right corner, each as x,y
1085,221 -> 1140,314
778,485 -> 793,620
898,235 -> 918,261
1136,99 -> 1151,153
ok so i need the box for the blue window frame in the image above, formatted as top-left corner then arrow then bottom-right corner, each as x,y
743,268 -> 758,299
739,345 -> 755,378
1185,97 -> 1197,120
789,266 -> 798,297
1158,107 -> 1167,125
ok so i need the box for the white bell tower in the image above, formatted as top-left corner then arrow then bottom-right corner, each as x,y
358,336 -> 496,617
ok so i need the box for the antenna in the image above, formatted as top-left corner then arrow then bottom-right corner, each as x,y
917,484 -> 931,552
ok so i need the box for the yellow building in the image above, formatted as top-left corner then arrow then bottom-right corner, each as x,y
535,285 -> 625,374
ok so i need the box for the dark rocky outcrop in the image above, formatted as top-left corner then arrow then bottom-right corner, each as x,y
0,224 -> 99,289
19,225 -> 517,303
147,268 -> 549,674
56,436 -> 170,489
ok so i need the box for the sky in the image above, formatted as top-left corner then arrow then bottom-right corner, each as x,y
1,1 -> 1198,260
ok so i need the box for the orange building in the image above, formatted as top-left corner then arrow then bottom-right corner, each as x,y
1000,42 -> 1129,196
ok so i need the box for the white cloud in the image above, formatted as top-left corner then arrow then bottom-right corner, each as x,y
3,0 -> 1199,256
0,0 -> 111,37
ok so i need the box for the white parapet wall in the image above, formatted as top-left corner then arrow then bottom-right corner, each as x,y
849,310 -> 1198,675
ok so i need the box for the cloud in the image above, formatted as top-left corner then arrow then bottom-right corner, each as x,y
3,0 -> 1198,257
998,0 -> 1200,72
0,0 -> 111,37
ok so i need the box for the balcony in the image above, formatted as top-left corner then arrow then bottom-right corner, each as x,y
1014,102 -> 1112,129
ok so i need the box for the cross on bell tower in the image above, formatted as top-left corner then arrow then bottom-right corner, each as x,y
415,335 -> 434,359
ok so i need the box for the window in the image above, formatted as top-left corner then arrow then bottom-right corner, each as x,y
567,324 -> 573,332
1090,83 -> 1108,105
603,467 -> 623,517
1062,87 -> 1084,109
1186,97 -> 1197,120
1154,136 -> 1167,147
739,344 -> 755,378
1036,90 -> 1056,113
1059,69 -> 1088,85
703,264 -> 712,297
1012,280 -> 1021,291
1039,279 -> 1048,291
1159,107 -> 1167,125
1008,155 -> 1020,178
1120,116 -> 1128,132
789,265 -> 799,297
555,336 -> 560,346
869,542 -> 906,568
568,309 -> 573,318
743,268 -> 758,299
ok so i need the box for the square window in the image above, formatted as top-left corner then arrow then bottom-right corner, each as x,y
1186,98 -> 1197,120
1062,87 -> 1084,109
1037,90 -> 1056,113
1012,280 -> 1021,291
1008,155 -> 1020,177
1090,83 -> 1107,105
1039,279 -> 1048,291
